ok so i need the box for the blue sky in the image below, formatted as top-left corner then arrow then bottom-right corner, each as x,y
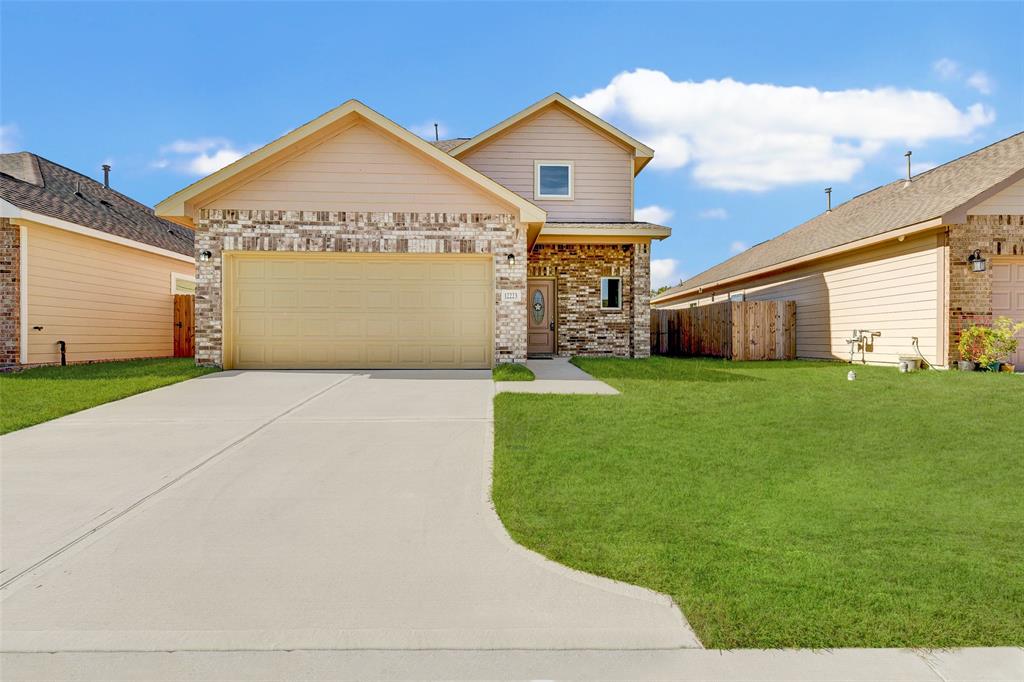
2,2 -> 1022,286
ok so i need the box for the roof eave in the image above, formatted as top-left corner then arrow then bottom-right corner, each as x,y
540,224 -> 670,239
651,217 -> 945,305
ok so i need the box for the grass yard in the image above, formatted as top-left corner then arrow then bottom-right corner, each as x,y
493,363 -> 535,381
492,357 -> 1024,649
0,358 -> 217,434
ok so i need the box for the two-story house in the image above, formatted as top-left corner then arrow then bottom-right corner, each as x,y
155,95 -> 669,369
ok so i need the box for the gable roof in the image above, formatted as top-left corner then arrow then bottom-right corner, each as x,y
653,131 -> 1024,304
447,93 -> 655,175
0,152 -> 194,257
155,100 -> 546,226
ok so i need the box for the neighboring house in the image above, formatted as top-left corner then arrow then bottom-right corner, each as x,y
1,153 -> 196,367
154,95 -> 670,370
652,133 -> 1024,368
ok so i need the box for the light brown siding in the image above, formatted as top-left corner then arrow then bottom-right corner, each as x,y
459,106 -> 633,221
24,222 -> 192,364
968,177 -> 1024,215
205,122 -> 507,214
661,233 -> 944,366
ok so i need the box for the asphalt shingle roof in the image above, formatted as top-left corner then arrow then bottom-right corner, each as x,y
0,152 -> 194,257
430,138 -> 471,153
657,131 -> 1024,299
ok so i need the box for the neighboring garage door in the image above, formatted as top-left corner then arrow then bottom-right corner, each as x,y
992,258 -> 1024,367
224,254 -> 493,369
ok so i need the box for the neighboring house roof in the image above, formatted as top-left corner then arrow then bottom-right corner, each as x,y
0,152 -> 195,257
155,100 -> 547,228
653,131 -> 1024,303
447,93 -> 655,175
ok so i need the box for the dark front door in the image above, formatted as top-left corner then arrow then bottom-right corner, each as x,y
527,280 -> 555,355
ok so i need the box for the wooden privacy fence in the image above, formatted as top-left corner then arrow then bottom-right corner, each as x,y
173,294 -> 195,358
651,300 -> 797,361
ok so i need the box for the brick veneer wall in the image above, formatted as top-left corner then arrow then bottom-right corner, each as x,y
528,242 -> 649,357
947,214 -> 1024,363
0,218 -> 20,367
194,209 -> 526,367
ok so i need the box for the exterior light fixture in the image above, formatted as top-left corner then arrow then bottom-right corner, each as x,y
199,250 -> 213,262
967,249 -> 987,273
507,253 -> 516,266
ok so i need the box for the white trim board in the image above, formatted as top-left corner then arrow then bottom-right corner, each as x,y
1,199 -> 194,264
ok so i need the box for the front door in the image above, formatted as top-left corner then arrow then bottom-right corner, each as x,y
527,279 -> 555,355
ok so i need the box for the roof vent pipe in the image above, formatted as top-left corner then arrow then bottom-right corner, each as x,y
904,150 -> 912,185
102,164 -> 111,188
825,187 -> 832,213
433,123 -> 439,142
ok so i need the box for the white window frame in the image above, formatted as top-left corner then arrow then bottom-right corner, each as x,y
600,276 -> 622,310
170,271 -> 197,295
534,161 -> 574,200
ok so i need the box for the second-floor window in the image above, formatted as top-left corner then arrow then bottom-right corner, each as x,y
535,161 -> 573,200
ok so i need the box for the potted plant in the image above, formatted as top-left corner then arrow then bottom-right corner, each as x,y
990,316 -> 1024,373
957,324 -> 992,371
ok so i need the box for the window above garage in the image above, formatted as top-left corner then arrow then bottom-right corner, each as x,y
535,162 -> 573,200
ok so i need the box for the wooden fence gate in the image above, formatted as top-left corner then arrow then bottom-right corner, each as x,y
173,294 -> 195,358
651,300 -> 797,360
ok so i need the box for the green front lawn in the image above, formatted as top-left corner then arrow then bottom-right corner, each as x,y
0,358 -> 217,434
493,363 -> 535,382
493,357 -> 1023,649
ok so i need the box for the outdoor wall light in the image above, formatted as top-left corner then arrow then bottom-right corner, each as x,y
199,250 -> 213,262
507,253 -> 516,266
967,249 -> 987,273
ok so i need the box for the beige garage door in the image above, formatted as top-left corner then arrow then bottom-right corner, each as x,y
224,254 -> 493,369
992,258 -> 1024,367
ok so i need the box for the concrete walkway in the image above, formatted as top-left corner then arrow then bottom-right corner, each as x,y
1,370 -> 694,653
495,356 -> 618,394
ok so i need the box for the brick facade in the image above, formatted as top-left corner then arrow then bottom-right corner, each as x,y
194,209 -> 526,367
947,214 -> 1024,363
0,218 -> 20,367
528,242 -> 649,357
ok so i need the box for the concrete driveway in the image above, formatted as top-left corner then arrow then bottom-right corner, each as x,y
1,370 -> 697,653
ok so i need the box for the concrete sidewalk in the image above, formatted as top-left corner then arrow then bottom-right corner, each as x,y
496,356 -> 619,394
3,647 -> 1021,681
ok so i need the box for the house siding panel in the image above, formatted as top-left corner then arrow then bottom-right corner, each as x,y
23,222 -> 193,365
660,233 -> 945,366
459,107 -> 633,221
967,178 -> 1024,215
206,122 -> 507,214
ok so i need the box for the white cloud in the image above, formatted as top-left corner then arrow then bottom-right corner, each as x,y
966,71 -> 994,95
729,241 -> 748,254
635,204 -> 674,224
0,123 -> 20,153
155,138 -> 249,176
932,58 -> 961,80
699,208 -> 729,220
409,121 -> 449,140
573,69 -> 994,191
650,258 -> 685,289
933,58 -> 995,95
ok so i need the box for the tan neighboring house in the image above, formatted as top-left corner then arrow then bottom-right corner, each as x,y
1,153 -> 196,367
652,132 -> 1024,368
154,94 -> 670,369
